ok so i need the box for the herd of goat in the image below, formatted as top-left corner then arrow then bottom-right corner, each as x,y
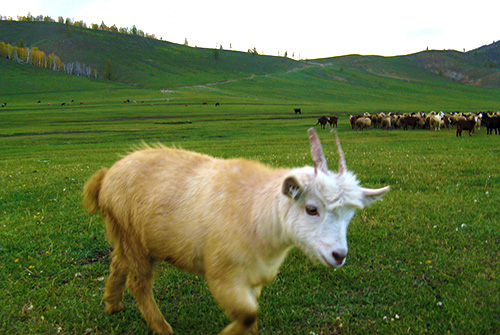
315,111 -> 500,136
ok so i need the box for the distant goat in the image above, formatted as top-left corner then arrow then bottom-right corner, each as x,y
456,119 -> 476,137
294,108 -> 301,114
482,113 -> 500,135
355,117 -> 371,131
328,116 -> 338,128
83,129 -> 389,335
316,115 -> 328,129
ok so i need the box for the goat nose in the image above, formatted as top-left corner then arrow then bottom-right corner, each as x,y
332,250 -> 346,264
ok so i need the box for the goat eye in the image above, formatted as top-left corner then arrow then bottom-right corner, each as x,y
305,205 -> 319,216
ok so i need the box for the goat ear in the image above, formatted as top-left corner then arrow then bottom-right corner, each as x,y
331,130 -> 346,175
361,186 -> 390,206
308,128 -> 328,174
282,176 -> 303,200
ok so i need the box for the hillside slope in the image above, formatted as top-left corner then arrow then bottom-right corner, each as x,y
0,20 -> 305,89
312,44 -> 500,89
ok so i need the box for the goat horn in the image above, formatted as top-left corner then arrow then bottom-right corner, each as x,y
308,128 -> 328,174
331,130 -> 346,175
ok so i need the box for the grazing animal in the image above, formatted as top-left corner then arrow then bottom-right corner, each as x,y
482,113 -> 500,135
316,115 -> 328,129
83,129 -> 389,335
294,108 -> 302,114
1,103 -> 6,108
401,116 -> 424,130
380,117 -> 391,131
456,119 -> 476,137
61,103 -> 66,106
349,115 -> 360,129
355,117 -> 371,131
429,113 -> 443,131
215,102 -> 221,106
328,116 -> 338,128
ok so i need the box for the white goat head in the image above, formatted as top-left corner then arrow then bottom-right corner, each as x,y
282,128 -> 390,267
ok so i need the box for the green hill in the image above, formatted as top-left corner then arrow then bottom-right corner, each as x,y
0,20 -> 305,89
1,19 -> 500,112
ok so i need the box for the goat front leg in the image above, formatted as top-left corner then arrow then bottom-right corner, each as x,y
208,277 -> 261,335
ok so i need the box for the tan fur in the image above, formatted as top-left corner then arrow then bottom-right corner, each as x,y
83,134 -> 389,335
83,147 -> 292,335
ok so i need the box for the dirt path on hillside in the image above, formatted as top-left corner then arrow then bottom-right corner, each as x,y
164,63 -> 318,91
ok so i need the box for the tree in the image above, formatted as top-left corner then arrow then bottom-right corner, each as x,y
103,59 -> 114,80
213,48 -> 220,60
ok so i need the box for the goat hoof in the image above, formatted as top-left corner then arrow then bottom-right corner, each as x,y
152,320 -> 173,335
104,302 -> 124,314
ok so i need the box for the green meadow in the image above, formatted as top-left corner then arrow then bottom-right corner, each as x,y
1,30 -> 500,334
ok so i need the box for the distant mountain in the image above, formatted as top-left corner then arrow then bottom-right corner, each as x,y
0,19 -> 499,90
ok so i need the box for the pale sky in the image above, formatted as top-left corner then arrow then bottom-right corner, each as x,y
2,0 -> 499,59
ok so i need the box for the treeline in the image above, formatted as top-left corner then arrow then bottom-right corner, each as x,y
0,40 -> 97,78
0,13 -> 157,39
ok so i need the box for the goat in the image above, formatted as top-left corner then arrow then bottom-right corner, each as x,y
355,117 -> 371,131
328,116 -> 338,128
456,119 -> 476,137
315,115 -> 328,129
400,116 -> 424,130
82,129 -> 389,335
380,117 -> 391,131
482,113 -> 500,135
429,114 -> 442,131
294,108 -> 301,114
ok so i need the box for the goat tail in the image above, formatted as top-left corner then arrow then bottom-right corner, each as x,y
83,168 -> 108,214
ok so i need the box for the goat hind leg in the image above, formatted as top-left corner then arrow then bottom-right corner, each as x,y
127,261 -> 173,335
103,250 -> 128,314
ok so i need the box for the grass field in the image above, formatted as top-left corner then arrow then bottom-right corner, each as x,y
1,86 -> 499,335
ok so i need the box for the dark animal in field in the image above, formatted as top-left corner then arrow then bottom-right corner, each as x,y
482,113 -> 500,135
1,103 -> 6,107
316,116 -> 328,129
328,116 -> 338,128
456,119 -> 476,137
37,100 -> 41,104
61,103 -> 66,106
294,108 -> 301,114
203,102 -> 208,105
124,99 -> 131,103
215,102 -> 220,106
349,115 -> 360,129
400,116 -> 424,130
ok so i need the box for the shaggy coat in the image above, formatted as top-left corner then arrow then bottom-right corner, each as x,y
83,129 -> 389,335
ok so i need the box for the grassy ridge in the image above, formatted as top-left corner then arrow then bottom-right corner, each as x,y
0,20 -> 305,88
1,96 -> 499,334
